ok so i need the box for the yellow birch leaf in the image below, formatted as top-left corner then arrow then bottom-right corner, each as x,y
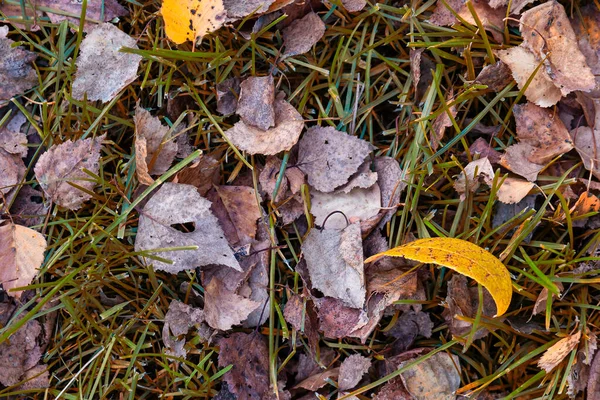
365,237 -> 512,316
161,0 -> 226,44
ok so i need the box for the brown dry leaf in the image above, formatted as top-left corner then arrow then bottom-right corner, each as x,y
204,278 -> 260,330
162,300 -> 205,358
488,0 -> 535,14
0,26 -> 37,104
224,98 -> 304,155
161,0 -> 227,44
17,364 -> 50,391
295,367 -> 340,391
284,293 -> 320,350
399,352 -> 461,400
0,111 -> 28,158
340,160 -> 378,193
212,185 -> 262,247
0,149 -> 25,196
310,184 -> 381,229
374,156 -> 406,223
430,0 -> 505,42
282,12 -> 326,57
34,135 -> 104,210
236,75 -> 275,131
259,156 -> 288,202
239,246 -> 270,328
474,61 -> 513,92
0,315 -> 43,386
302,223 -> 366,308
72,24 -> 142,103
589,348 -> 600,400
500,143 -> 544,182
134,105 -> 178,184
9,186 -> 48,228
36,0 -> 128,27
454,158 -> 494,200
532,282 -> 563,316
315,296 -> 368,339
298,126 -> 374,192
431,91 -> 457,150
0,4 -> 41,31
134,182 -> 241,273
571,4 -> 600,97
496,177 -> 535,204
469,137 -> 501,164
387,310 -> 434,351
216,77 -> 240,116
572,126 -> 600,180
340,0 -> 367,12
0,223 -> 46,299
338,354 -> 371,391
174,154 -> 221,196
373,377 -> 412,400
223,0 -> 275,17
538,330 -> 582,373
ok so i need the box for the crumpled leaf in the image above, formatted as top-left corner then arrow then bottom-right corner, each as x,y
0,111 -> 28,158
538,330 -> 582,373
34,135 -> 104,210
282,12 -> 326,57
36,0 -> 128,28
0,223 -> 46,299
224,98 -> 304,155
236,75 -> 275,131
302,223 -> 366,308
161,0 -> 227,44
338,354 -> 371,390
134,182 -> 241,273
0,26 -> 37,104
310,184 -> 381,229
496,177 -> 535,204
298,126 -> 374,192
134,105 -> 178,185
204,278 -> 260,330
366,237 -> 512,316
454,157 -> 494,200
399,352 -> 461,400
72,23 -> 142,103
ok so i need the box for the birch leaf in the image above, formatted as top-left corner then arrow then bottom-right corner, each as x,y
161,0 -> 227,44
365,237 -> 512,316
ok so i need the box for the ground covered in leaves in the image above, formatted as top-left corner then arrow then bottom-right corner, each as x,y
2,0 -> 600,398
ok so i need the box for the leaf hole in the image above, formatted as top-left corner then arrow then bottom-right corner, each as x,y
170,222 -> 196,233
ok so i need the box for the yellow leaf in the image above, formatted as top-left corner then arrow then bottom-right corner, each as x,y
365,237 -> 512,316
161,0 -> 226,44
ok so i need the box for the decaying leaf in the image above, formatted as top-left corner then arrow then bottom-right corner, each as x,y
223,0 -> 275,17
34,135 -> 104,210
588,348 -> 600,400
9,185 -> 48,227
0,315 -> 43,386
571,4 -> 600,97
298,126 -> 374,192
210,185 -> 262,247
496,177 -> 535,204
340,0 -> 367,12
538,330 -> 582,373
216,77 -> 240,116
161,0 -> 227,44
204,278 -> 260,330
431,91 -> 457,150
284,294 -> 320,350
469,138 -> 501,164
0,223 -> 46,299
488,0 -> 535,14
338,354 -> 371,390
387,311 -> 434,351
315,296 -> 368,339
0,111 -> 28,158
474,61 -> 513,92
454,157 -> 494,200
373,377 -> 412,400
302,223 -> 366,308
174,154 -> 221,196
572,126 -> 600,180
72,23 -> 142,103
236,75 -> 275,131
282,12 -> 326,57
366,237 -> 512,316
134,182 -> 241,273
571,191 -> 600,217
36,0 -> 128,27
295,367 -> 340,391
162,300 -> 205,357
0,149 -> 25,196
310,184 -> 381,229
0,26 -> 37,104
399,352 -> 461,400
430,0 -> 506,42
499,143 -> 545,182
134,105 -> 178,184
225,98 -> 304,155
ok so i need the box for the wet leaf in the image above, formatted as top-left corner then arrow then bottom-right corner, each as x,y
282,12 -> 326,57
338,354 -> 371,390
72,23 -> 142,103
538,330 -> 582,373
34,135 -> 104,210
236,75 -> 275,131
0,223 -> 46,299
365,237 -> 512,316
0,26 -> 37,104
204,278 -> 260,330
161,0 -> 227,44
134,182 -> 241,273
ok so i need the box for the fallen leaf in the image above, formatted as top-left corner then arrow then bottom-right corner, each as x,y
174,154 -> 221,196
204,278 -> 260,330
310,184 -> 381,229
430,0 -> 506,42
295,348 -> 336,383
496,177 -> 535,205
134,104 -> 178,184
9,185 -> 48,228
538,330 -> 582,373
588,347 -> 600,400
454,157 -> 494,200
36,0 -> 128,28
282,12 -> 326,57
431,90 -> 456,150
17,364 -> 50,391
0,315 -> 42,386
216,77 -> 240,116
162,300 -> 205,358
499,143 -> 545,182
295,367 -> 340,390
399,352 -> 461,400
0,26 -> 37,104
0,4 -> 42,31
387,311 -> 434,350
365,237 -> 513,316
239,246 -> 270,328
72,23 -> 142,103
532,282 -> 563,316
474,61 -> 513,92
469,138 -> 501,164
284,294 -> 320,350
34,135 -> 104,210
210,185 -> 262,247
338,354 -> 371,390
134,182 -> 241,273
259,156 -> 289,202
302,223 -> 366,308
571,126 -> 600,180
373,377 -> 412,400
236,75 -> 276,131
340,160 -> 378,193
298,126 -> 374,192
315,296 -> 368,338
0,149 -> 25,196
0,111 -> 28,157
340,0 -> 367,12
0,223 -> 46,299
374,156 -> 406,224
571,4 -> 600,97
223,0 -> 275,18
488,0 -> 535,14
224,98 -> 304,155
161,0 -> 227,44
571,191 -> 600,217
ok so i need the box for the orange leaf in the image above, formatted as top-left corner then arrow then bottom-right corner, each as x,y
365,237 -> 513,316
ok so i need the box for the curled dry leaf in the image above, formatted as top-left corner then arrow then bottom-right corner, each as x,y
36,0 -> 128,27
282,12 -> 326,57
454,157 -> 494,200
496,177 -> 535,204
134,182 -> 241,273
72,24 -> 142,103
310,184 -> 381,229
0,223 -> 47,299
0,26 -> 37,104
134,105 -> 178,184
161,0 -> 227,44
338,354 -> 371,390
204,278 -> 260,330
298,126 -> 374,192
0,111 -> 28,158
538,330 -> 582,373
532,282 -> 563,316
236,75 -> 275,131
34,135 -> 104,210
302,223 -> 366,309
399,352 -> 461,400
224,98 -> 304,155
